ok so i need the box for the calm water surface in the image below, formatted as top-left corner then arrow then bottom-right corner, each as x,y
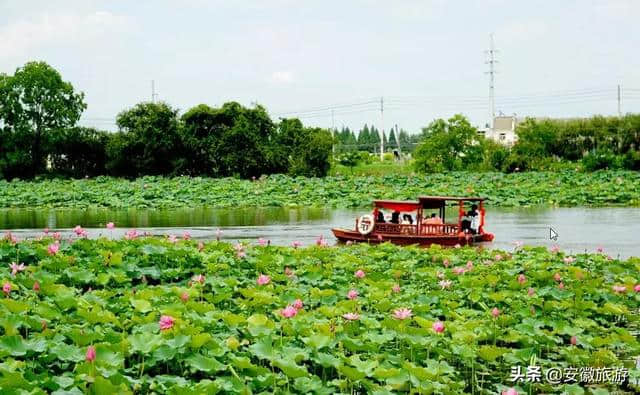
1,206 -> 639,258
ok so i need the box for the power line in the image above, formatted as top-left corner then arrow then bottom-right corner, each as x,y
485,33 -> 498,127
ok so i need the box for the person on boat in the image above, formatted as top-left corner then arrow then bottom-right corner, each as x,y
401,214 -> 413,224
390,211 -> 400,224
424,213 -> 443,225
467,204 -> 480,234
376,210 -> 386,223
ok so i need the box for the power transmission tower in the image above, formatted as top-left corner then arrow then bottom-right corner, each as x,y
485,34 -> 498,128
151,80 -> 159,103
379,97 -> 384,161
617,84 -> 621,116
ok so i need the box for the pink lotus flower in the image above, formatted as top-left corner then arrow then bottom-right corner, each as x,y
234,243 -> 244,252
9,262 -> 25,276
439,280 -> 452,289
53,232 -> 61,240
513,241 -> 523,249
570,335 -> 577,345
86,345 -> 96,362
442,259 -> 450,267
452,267 -> 466,275
612,285 -> 627,293
553,273 -> 562,282
106,222 -> 115,229
347,289 -> 359,300
43,228 -> 49,235
197,242 -> 204,252
527,288 -> 535,296
292,299 -> 303,310
466,261 -> 474,270
316,235 -> 328,246
182,231 -> 191,240
4,232 -> 18,244
257,274 -> 271,286
2,282 -> 10,295
392,284 -> 401,293
502,388 -> 518,395
280,305 -> 298,318
432,321 -> 445,333
159,315 -> 175,331
634,284 -> 640,293
558,282 -> 565,289
491,307 -> 500,318
550,245 -> 560,253
168,235 -> 178,243
237,250 -> 246,259
292,240 -> 302,248
73,225 -> 84,236
180,292 -> 189,302
517,274 -> 526,285
48,242 -> 60,255
192,274 -> 205,284
124,229 -> 138,240
563,256 -> 575,264
354,270 -> 365,279
494,254 -> 503,261
392,308 -> 412,320
596,246 -> 604,253
33,281 -> 40,292
257,238 -> 268,246
342,312 -> 360,321
284,267 -> 294,278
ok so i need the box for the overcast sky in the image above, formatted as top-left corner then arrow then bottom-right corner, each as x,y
1,0 -> 639,133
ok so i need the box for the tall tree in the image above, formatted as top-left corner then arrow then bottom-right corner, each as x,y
0,61 -> 86,178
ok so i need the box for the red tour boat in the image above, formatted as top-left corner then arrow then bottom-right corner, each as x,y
332,196 -> 495,247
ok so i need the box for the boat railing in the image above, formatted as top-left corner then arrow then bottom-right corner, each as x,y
420,223 -> 459,235
374,223 -> 418,235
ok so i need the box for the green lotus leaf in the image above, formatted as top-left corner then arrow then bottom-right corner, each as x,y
50,343 -> 83,362
477,345 -> 509,362
246,314 -> 274,336
0,335 -> 27,356
130,299 -> 152,313
128,333 -> 161,354
0,299 -> 29,313
52,375 -> 75,389
338,364 -> 365,381
274,357 -> 308,378
153,345 -> 177,361
190,333 -> 212,349
312,352 -> 341,368
185,354 -> 225,373
248,337 -> 276,360
302,333 -> 332,350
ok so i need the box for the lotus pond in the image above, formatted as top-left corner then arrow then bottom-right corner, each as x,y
1,236 -> 639,394
1,171 -> 639,209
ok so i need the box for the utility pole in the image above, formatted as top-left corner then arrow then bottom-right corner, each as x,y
617,84 -> 622,117
395,124 -> 401,156
331,108 -> 335,159
379,97 -> 384,161
485,34 -> 498,129
151,80 -> 158,103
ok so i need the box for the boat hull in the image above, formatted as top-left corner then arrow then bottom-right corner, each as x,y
331,228 -> 493,247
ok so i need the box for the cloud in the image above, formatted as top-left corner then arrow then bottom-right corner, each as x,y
0,11 -> 132,58
269,71 -> 295,84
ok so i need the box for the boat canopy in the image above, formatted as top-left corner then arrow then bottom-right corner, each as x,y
373,200 -> 420,212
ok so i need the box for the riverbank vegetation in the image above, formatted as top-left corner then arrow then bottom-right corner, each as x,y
1,171 -> 639,209
0,62 -> 332,180
1,237 -> 638,393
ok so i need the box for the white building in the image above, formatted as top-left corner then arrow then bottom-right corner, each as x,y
477,116 -> 518,146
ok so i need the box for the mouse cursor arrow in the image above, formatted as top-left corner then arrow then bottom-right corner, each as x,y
549,227 -> 558,241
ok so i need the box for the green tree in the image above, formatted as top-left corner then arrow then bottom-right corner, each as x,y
388,128 -> 398,149
0,61 -> 86,178
50,127 -> 110,177
413,114 -> 484,172
108,102 -> 182,176
272,118 -> 334,177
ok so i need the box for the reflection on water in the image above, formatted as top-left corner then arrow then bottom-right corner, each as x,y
1,206 -> 639,258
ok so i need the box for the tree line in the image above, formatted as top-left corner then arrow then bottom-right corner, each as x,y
0,62 -> 332,180
413,114 -> 640,173
333,125 -> 420,153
